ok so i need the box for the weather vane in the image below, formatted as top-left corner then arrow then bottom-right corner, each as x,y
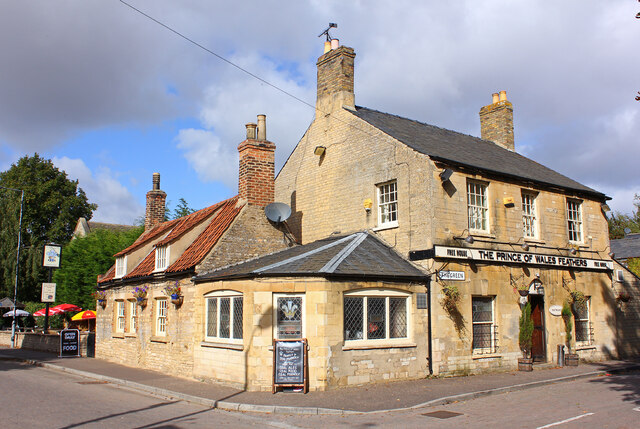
318,23 -> 338,41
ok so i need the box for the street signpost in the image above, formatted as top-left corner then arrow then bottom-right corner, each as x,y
42,244 -> 62,332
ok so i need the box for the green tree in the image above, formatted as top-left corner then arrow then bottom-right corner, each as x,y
53,226 -> 143,310
518,302 -> 534,358
172,197 -> 196,219
608,194 -> 640,239
0,154 -> 96,301
627,258 -> 640,277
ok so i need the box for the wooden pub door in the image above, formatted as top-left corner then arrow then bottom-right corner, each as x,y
530,295 -> 546,362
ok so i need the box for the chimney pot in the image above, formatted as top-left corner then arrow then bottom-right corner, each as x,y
492,93 -> 500,104
152,172 -> 160,190
330,38 -> 339,50
257,114 -> 267,141
246,123 -> 257,140
499,90 -> 507,102
145,173 -> 166,231
324,41 -> 331,53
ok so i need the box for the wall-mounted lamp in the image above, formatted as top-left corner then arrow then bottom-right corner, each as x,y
363,198 -> 372,213
569,247 -> 577,255
454,229 -> 474,244
439,168 -> 453,182
314,146 -> 326,156
515,236 -> 529,251
598,245 -> 615,259
600,203 -> 611,213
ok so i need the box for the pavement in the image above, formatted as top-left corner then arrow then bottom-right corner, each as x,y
1,346 -> 639,415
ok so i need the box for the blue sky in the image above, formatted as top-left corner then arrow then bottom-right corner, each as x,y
1,1 -> 638,223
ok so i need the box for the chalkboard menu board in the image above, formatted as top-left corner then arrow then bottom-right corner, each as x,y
273,339 -> 307,393
60,329 -> 80,358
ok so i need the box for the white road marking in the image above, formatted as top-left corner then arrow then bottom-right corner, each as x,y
536,413 -> 594,428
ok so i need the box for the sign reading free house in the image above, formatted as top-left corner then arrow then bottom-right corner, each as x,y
433,246 -> 613,271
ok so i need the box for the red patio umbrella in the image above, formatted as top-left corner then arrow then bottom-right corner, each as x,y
51,303 -> 82,313
33,307 -> 63,317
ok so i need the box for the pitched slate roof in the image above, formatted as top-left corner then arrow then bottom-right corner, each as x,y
99,197 -> 243,284
194,231 -> 428,282
349,106 -> 607,200
611,233 -> 640,261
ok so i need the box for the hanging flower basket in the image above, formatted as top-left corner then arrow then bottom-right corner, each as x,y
616,292 -> 632,303
93,290 -> 107,308
133,285 -> 149,308
518,288 -> 529,297
164,282 -> 183,307
569,290 -> 587,313
98,299 -> 106,309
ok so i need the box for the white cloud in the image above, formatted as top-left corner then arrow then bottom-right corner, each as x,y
53,157 -> 143,224
176,53 -> 315,187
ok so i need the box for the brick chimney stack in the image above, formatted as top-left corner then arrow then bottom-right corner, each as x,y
145,172 -> 166,231
316,42 -> 356,117
238,115 -> 276,208
479,90 -> 515,151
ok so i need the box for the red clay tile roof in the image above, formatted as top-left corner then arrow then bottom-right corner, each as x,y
98,264 -> 115,283
113,218 -> 180,258
100,196 -> 243,282
167,197 -> 242,273
155,200 -> 225,247
124,250 -> 156,279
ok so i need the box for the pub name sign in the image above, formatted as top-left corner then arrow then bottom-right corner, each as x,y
433,246 -> 613,271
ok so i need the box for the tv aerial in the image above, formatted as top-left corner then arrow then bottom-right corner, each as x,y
318,23 -> 337,41
265,202 -> 291,223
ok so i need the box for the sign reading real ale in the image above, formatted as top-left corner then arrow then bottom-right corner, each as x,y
274,340 -> 304,384
59,329 -> 80,358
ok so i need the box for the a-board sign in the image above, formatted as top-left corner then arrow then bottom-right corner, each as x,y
274,340 -> 304,384
60,329 -> 80,358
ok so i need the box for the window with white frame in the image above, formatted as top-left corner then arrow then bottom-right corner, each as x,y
574,298 -> 591,345
127,300 -> 137,333
115,256 -> 126,278
116,300 -> 125,333
155,245 -> 170,271
344,290 -> 409,343
155,298 -> 167,336
566,199 -> 583,243
274,294 -> 305,340
522,192 -> 538,239
377,181 -> 398,228
205,291 -> 243,342
467,181 -> 488,232
472,296 -> 496,352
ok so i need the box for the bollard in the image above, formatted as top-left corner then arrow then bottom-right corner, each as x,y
557,344 -> 565,367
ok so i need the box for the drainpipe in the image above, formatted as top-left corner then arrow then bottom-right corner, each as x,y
427,278 -> 433,375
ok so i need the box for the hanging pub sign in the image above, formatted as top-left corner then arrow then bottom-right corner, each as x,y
59,329 -> 80,358
43,244 -> 62,268
272,339 -> 308,393
432,245 -> 613,271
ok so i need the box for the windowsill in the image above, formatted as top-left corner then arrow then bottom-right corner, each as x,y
124,333 -> 137,338
343,342 -> 416,351
373,223 -> 398,232
576,345 -> 596,351
472,352 -> 501,360
112,333 -> 124,339
523,237 -> 545,244
150,335 -> 168,343
469,231 -> 495,239
200,341 -> 243,351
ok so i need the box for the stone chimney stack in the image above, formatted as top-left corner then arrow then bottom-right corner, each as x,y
479,90 -> 515,151
238,114 -> 276,208
316,42 -> 356,117
145,172 -> 166,231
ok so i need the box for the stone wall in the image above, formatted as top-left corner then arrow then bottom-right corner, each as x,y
193,278 -> 430,391
0,331 -> 95,356
612,261 -> 640,358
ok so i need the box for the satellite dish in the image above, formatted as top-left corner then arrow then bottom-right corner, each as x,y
265,202 -> 291,223
624,227 -> 632,235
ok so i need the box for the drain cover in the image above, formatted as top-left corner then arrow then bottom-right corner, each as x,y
422,411 -> 463,419
77,381 -> 108,385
